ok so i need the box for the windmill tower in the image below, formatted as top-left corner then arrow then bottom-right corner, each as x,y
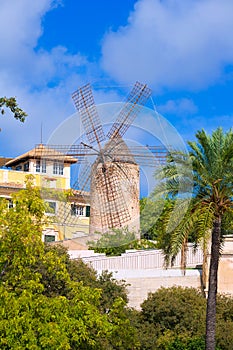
71,82 -> 152,234
89,137 -> 140,234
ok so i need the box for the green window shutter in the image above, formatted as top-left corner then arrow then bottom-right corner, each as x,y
86,206 -> 90,217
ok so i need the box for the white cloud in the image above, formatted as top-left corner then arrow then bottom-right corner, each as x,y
101,0 -> 233,90
158,98 -> 198,115
0,0 -> 93,155
0,0 -> 88,89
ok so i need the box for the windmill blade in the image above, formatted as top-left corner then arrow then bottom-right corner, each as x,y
72,83 -> 105,147
128,145 -> 168,166
107,81 -> 152,140
72,160 -> 92,194
35,143 -> 99,163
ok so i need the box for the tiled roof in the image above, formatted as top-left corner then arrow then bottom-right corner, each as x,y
5,144 -> 77,167
0,157 -> 13,167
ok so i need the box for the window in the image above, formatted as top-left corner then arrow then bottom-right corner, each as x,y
71,204 -> 84,216
23,162 -> 29,172
36,160 -> 46,173
15,165 -> 22,171
44,235 -> 55,243
36,160 -> 40,172
53,162 -> 63,175
41,160 -> 46,173
45,201 -> 57,215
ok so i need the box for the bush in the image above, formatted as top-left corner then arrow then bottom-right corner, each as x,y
141,286 -> 206,337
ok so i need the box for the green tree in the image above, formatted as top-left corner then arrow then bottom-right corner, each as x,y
140,197 -> 170,241
88,227 -> 156,256
141,287 -> 206,338
42,244 -> 129,313
155,128 -> 233,350
0,181 -> 139,349
139,286 -> 233,350
0,96 -> 27,123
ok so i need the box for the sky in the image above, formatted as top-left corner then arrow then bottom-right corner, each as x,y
1,0 -> 233,159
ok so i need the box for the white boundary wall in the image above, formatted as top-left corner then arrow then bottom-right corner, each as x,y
81,245 -> 203,271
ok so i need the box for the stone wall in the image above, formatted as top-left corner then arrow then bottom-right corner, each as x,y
108,268 -> 202,309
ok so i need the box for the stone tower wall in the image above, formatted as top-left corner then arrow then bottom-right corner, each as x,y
90,161 -> 140,236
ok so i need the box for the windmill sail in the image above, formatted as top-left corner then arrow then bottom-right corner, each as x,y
72,83 -> 105,146
107,81 -> 152,139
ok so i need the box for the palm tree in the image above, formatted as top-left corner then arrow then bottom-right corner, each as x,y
154,128 -> 233,350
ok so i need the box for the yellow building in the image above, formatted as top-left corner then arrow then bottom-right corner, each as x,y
0,144 -> 90,242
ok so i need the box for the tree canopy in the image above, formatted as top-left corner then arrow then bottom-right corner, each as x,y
0,180 -> 139,349
153,128 -> 233,350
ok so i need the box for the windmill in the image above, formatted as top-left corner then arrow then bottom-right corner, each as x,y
38,82 -> 168,237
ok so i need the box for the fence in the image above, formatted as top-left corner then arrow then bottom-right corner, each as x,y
82,245 -> 203,271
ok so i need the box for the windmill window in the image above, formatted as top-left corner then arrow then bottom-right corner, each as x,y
53,162 -> 63,175
71,204 -> 84,216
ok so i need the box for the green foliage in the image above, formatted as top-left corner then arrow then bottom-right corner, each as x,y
0,183 -> 139,349
141,286 -> 206,336
42,244 -> 129,312
166,337 -> 206,350
97,270 -> 128,312
0,286 -> 112,350
0,96 -> 27,122
153,128 -> 233,348
89,227 -> 156,256
140,197 -> 168,241
88,227 -> 137,255
0,177 -> 46,293
137,286 -> 233,350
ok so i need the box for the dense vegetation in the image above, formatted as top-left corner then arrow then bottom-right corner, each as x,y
1,180 -> 233,349
140,128 -> 233,350
0,179 -> 138,349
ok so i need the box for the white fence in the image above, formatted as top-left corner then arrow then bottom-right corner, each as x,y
82,245 -> 203,271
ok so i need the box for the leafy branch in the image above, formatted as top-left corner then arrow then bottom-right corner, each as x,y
0,96 -> 27,123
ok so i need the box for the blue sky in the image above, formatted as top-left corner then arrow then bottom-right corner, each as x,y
0,0 -> 233,158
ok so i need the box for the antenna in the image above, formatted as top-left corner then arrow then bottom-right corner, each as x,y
40,122 -> 43,144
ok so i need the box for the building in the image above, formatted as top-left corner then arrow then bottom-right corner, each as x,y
0,144 -> 90,242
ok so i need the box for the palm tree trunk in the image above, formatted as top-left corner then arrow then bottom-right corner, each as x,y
205,215 -> 221,350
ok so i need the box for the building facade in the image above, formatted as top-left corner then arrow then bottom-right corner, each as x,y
0,144 -> 90,242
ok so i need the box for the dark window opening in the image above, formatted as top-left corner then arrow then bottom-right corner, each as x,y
86,206 -> 90,217
23,162 -> 29,172
44,235 -> 55,243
